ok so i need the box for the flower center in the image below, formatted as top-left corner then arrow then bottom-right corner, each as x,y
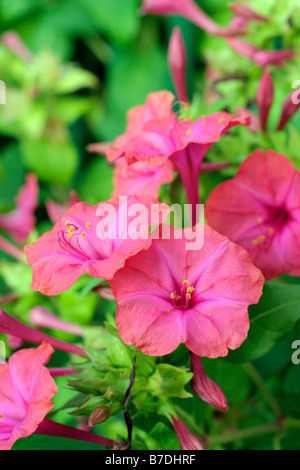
170,280 -> 195,310
252,207 -> 290,251
58,221 -> 92,261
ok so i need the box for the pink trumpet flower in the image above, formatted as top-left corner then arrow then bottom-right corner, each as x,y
0,342 -> 58,450
0,174 -> 38,244
171,416 -> 204,450
141,0 -> 245,37
109,225 -> 264,357
191,353 -> 228,410
206,149 -> 300,279
112,157 -> 174,199
277,87 -> 300,131
30,306 -> 83,336
168,27 -> 189,103
106,91 -> 246,226
25,196 -> 168,296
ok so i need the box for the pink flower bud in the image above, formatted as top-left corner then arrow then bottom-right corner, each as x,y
256,70 -> 274,132
277,88 -> 300,130
227,38 -> 294,67
171,416 -> 204,450
168,27 -> 189,103
191,353 -> 228,410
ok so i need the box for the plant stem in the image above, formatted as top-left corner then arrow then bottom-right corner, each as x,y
208,422 -> 281,447
243,362 -> 282,418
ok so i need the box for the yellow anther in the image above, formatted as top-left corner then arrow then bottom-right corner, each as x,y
67,226 -> 75,233
268,227 -> 274,234
85,222 -> 91,228
257,217 -> 263,224
0,413 -> 3,419
258,235 -> 266,242
81,232 -> 87,238
186,129 -> 192,135
65,220 -> 71,226
201,115 -> 206,120
252,239 -> 258,245
187,286 -> 195,293
208,313 -> 212,316
183,280 -> 189,285
219,117 -> 224,123
171,293 -> 175,299
67,233 -> 73,238
186,293 -> 191,299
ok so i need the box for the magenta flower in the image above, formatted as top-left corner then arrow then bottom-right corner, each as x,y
168,27 -> 189,103
0,174 -> 38,244
25,197 -> 168,295
112,157 -> 174,199
109,225 -> 264,357
171,416 -> 204,450
0,342 -> 58,450
206,149 -> 300,280
227,37 -> 294,67
106,90 -> 246,226
191,353 -> 228,410
141,0 -> 245,37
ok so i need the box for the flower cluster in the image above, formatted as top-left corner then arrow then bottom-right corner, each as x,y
1,0 -> 300,452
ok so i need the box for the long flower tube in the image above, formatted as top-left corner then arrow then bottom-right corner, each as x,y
0,309 -> 86,357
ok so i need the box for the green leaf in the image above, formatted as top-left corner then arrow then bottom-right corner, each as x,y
21,138 -> 78,186
149,423 -> 180,451
226,281 -> 300,363
148,364 -> 193,399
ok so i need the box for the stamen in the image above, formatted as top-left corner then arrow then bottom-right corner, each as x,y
186,129 -> 192,135
85,222 -> 91,228
0,413 -> 3,419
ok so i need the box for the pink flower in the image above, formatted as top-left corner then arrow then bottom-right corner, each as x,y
0,174 -> 38,244
109,224 -> 264,357
106,91 -> 246,226
25,197 -> 168,295
112,157 -> 174,199
168,27 -> 189,103
171,416 -> 204,450
46,191 -> 80,224
277,87 -> 300,131
191,353 -> 228,410
141,0 -> 245,37
227,38 -> 294,67
0,342 -> 58,450
205,149 -> 300,279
